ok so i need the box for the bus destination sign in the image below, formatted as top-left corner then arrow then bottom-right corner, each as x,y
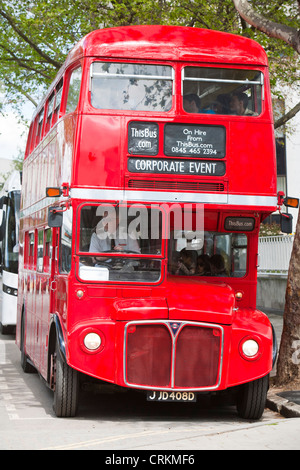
164,124 -> 226,158
128,157 -> 225,176
224,217 -> 255,231
128,122 -> 159,156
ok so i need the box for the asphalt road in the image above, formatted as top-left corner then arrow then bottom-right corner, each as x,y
1,316 -> 300,451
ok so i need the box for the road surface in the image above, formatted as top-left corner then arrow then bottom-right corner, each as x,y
1,329 -> 300,451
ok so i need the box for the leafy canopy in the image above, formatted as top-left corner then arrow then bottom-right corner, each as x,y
0,0 -> 298,112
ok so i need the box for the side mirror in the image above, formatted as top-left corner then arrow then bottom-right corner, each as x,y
280,213 -> 293,234
48,207 -> 63,227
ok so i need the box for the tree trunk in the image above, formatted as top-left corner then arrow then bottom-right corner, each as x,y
276,208 -> 300,386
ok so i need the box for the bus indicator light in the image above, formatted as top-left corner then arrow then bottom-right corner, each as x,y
46,187 -> 62,197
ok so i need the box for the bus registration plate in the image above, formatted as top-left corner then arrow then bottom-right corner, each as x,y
147,391 -> 196,402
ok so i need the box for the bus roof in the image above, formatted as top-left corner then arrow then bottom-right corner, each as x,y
66,25 -> 268,67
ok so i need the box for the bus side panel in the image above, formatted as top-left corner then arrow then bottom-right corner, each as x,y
16,227 -> 24,349
74,115 -> 123,189
228,122 -> 276,197
65,283 -> 118,380
227,309 -> 273,387
1,271 -> 18,326
67,320 -> 116,382
56,116 -> 75,188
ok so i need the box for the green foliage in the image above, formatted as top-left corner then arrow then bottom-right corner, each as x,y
0,0 -> 298,112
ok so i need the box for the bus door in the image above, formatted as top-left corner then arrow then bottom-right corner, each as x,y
50,207 -> 73,341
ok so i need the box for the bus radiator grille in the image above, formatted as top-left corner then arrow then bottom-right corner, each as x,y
125,323 -> 222,389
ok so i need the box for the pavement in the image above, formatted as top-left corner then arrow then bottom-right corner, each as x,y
265,311 -> 300,418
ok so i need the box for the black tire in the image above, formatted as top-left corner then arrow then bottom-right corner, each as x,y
53,341 -> 79,417
20,315 -> 36,373
237,374 -> 269,420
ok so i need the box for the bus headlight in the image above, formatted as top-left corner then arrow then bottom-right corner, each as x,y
83,332 -> 102,351
241,339 -> 259,357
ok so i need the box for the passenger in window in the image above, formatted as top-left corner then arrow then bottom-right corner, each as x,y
183,94 -> 215,114
89,208 -> 140,256
196,254 -> 210,276
175,249 -> 197,275
209,254 -> 226,276
212,94 -> 231,115
229,92 -> 254,116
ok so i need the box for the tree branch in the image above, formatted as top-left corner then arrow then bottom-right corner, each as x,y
274,100 -> 300,129
233,0 -> 300,54
0,44 -> 53,79
0,8 -> 62,69
5,79 -> 38,107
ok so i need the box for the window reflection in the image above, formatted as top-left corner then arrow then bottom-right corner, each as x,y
91,62 -> 173,112
3,191 -> 20,274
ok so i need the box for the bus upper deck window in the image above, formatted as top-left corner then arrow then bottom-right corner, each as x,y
53,79 -> 63,123
45,92 -> 55,132
66,68 -> 82,114
182,67 -> 263,116
90,62 -> 174,112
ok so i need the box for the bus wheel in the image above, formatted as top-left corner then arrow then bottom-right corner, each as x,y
20,316 -> 36,373
53,342 -> 79,417
236,374 -> 269,420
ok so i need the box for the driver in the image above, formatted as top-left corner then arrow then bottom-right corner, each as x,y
89,207 -> 140,255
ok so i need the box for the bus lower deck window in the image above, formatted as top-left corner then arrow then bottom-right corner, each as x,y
78,204 -> 162,283
90,62 -> 173,112
168,231 -> 247,278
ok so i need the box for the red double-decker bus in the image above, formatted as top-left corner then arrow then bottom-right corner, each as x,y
16,25 -> 283,418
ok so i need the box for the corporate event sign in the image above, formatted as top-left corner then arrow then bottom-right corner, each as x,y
128,157 -> 225,176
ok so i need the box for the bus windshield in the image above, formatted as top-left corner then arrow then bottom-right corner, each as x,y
168,230 -> 247,278
4,191 -> 21,274
90,62 -> 173,112
78,204 -> 162,283
183,67 -> 263,116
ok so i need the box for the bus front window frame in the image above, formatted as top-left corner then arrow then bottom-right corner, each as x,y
3,191 -> 21,274
77,203 -> 164,284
